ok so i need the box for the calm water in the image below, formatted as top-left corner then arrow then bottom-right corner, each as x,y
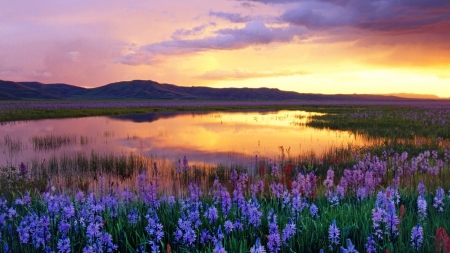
0,110 -> 369,169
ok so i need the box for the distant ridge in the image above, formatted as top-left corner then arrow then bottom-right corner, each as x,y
386,93 -> 443,100
0,79 -> 445,101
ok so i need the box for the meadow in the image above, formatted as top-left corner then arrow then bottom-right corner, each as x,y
1,101 -> 450,253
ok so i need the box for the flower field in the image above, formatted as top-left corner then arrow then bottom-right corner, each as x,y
1,149 -> 450,253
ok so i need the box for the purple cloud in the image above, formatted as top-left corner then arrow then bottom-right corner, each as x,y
209,11 -> 252,23
171,23 -> 216,39
241,0 -> 450,34
119,21 -> 306,65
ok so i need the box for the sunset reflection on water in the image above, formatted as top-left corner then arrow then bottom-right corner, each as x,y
0,110 -> 367,168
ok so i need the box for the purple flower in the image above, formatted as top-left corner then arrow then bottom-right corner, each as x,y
267,211 -> 281,253
200,229 -> 212,244
233,219 -> 243,231
281,220 -> 296,246
174,218 -> 196,248
224,220 -> 234,234
58,220 -> 71,236
17,213 -> 51,249
127,209 -> 141,226
417,196 -> 427,222
213,241 -> 227,253
57,237 -> 71,253
417,181 -> 426,196
250,238 -> 266,253
328,220 -> 340,248
365,235 -> 376,253
309,203 -> 319,219
340,238 -> 358,253
323,167 -> 335,189
145,209 -> 164,253
205,205 -> 219,224
433,186 -> 445,212
410,224 -> 423,250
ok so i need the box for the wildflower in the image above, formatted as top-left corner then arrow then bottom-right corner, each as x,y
357,186 -> 367,202
435,227 -> 450,253
327,192 -> 339,207
410,224 -> 423,250
167,195 -> 176,206
213,241 -> 227,253
200,229 -> 212,244
328,220 -> 340,248
127,209 -> 141,226
145,209 -> 164,253
233,219 -> 243,231
384,207 -> 399,240
224,220 -> 234,234
205,205 -> 219,224
57,237 -> 71,253
365,235 -> 377,253
250,238 -> 266,253
309,203 -> 319,219
417,196 -> 427,222
17,213 -> 51,249
281,220 -> 296,246
267,211 -> 281,253
433,186 -> 445,212
323,167 -> 334,189
271,163 -> 279,177
174,218 -> 196,248
340,238 -> 358,253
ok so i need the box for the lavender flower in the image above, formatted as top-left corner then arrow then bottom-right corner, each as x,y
433,186 -> 445,212
328,220 -> 340,248
17,213 -> 51,249
267,211 -> 281,253
200,229 -> 212,244
128,209 -> 141,226
57,237 -> 71,253
224,220 -> 234,234
340,238 -> 358,253
365,235 -> 376,253
205,205 -> 219,224
309,203 -> 319,219
213,241 -> 227,253
250,238 -> 266,253
410,224 -> 423,250
174,218 -> 196,249
417,196 -> 427,222
417,181 -> 426,196
281,220 -> 296,246
145,209 -> 164,253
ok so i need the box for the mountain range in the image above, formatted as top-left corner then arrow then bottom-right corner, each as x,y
0,79 -> 446,101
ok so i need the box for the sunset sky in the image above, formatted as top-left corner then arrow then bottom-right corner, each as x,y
1,0 -> 450,97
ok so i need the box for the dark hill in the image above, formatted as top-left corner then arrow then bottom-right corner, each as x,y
0,80 -> 61,100
20,82 -> 88,98
0,79 -> 435,101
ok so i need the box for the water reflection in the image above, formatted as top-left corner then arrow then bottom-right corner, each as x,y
1,110 -> 366,168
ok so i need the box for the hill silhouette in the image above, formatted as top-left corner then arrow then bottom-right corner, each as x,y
0,79 -> 441,101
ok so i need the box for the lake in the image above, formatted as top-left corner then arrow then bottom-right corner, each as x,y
0,110 -> 371,168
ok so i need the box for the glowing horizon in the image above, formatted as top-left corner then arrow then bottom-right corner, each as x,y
1,0 -> 449,97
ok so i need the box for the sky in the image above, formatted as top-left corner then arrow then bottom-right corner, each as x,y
1,0 -> 450,97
